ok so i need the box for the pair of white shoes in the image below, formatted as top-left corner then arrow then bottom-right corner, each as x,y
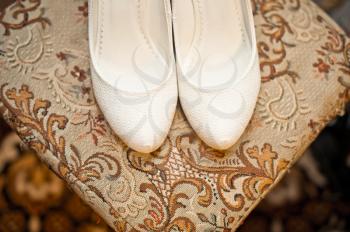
88,0 -> 260,153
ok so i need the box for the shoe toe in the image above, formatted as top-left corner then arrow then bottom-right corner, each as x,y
204,118 -> 246,150
126,130 -> 163,153
179,58 -> 260,150
92,69 -> 177,153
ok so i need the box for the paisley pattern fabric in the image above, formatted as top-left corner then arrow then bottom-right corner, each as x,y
0,119 -> 113,232
0,0 -> 349,231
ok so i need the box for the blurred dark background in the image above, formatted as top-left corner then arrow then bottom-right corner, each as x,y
0,1 -> 349,232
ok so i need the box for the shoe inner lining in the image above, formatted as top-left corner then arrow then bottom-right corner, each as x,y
89,0 -> 171,94
174,0 -> 254,91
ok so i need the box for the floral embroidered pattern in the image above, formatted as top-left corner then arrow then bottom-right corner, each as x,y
256,0 -> 300,83
0,0 -> 50,36
0,84 -> 67,160
32,48 -> 96,112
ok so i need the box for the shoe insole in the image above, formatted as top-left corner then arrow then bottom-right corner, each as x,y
89,0 -> 170,93
174,0 -> 253,90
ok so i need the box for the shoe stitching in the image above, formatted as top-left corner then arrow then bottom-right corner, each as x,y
176,0 -> 258,93
98,0 -> 104,58
91,0 -> 175,96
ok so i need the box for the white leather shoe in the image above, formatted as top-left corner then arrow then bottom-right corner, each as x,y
173,0 -> 261,150
88,0 -> 177,153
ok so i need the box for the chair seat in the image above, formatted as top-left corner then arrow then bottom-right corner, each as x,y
0,0 -> 349,231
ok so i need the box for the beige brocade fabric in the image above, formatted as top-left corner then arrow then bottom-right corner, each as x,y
0,0 -> 349,231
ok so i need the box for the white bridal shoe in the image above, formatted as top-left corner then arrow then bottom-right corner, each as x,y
173,0 -> 261,150
88,0 -> 177,153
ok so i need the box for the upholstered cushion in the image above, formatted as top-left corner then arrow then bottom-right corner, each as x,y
0,0 -> 349,231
